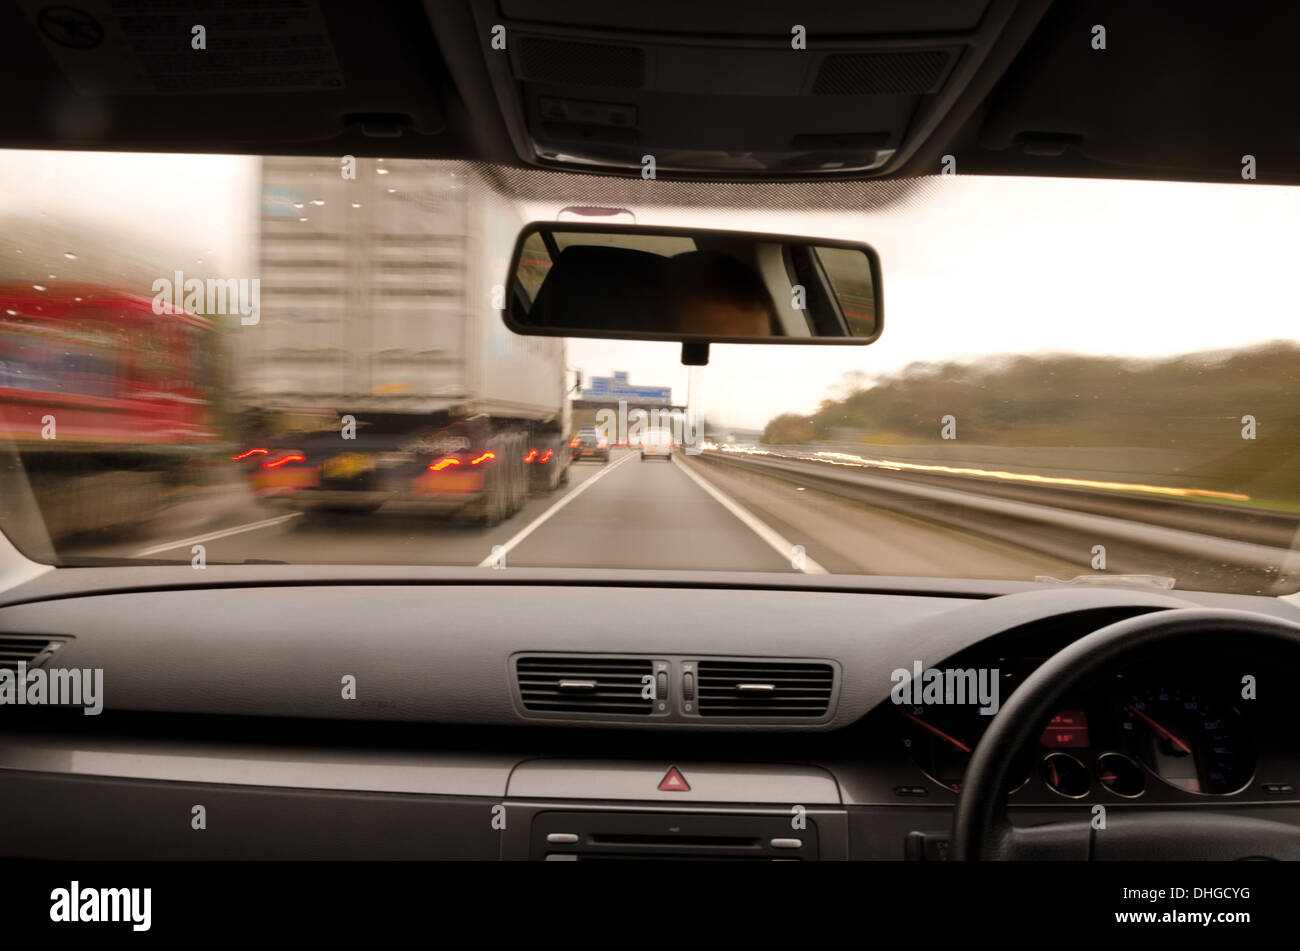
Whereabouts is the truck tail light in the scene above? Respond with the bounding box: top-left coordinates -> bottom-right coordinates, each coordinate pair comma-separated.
263,452 -> 306,469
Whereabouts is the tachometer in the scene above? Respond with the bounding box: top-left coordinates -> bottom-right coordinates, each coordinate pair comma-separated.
1119,686 -> 1252,795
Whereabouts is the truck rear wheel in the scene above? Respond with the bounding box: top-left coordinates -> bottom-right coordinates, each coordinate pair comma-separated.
505,431 -> 527,516
470,431 -> 520,527
483,454 -> 507,527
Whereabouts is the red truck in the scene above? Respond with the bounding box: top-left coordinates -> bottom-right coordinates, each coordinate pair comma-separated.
0,283 -> 223,540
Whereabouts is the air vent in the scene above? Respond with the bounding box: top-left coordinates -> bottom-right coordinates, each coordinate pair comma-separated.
812,50 -> 951,96
696,660 -> 834,718
517,656 -> 654,716
0,636 -> 62,671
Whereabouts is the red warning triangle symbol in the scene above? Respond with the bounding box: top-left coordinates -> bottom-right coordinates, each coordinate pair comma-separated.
658,766 -> 690,792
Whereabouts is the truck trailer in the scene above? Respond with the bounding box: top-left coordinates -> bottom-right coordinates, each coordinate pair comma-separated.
231,158 -> 570,525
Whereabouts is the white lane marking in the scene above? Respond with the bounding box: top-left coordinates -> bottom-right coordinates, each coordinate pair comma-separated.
672,456 -> 828,574
133,513 -> 302,557
477,452 -> 636,567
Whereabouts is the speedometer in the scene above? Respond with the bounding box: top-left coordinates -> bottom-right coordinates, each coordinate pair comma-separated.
900,704 -> 1031,793
900,704 -> 976,791
1119,685 -> 1253,795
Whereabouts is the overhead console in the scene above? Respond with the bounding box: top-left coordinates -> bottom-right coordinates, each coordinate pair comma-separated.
461,0 -> 1048,178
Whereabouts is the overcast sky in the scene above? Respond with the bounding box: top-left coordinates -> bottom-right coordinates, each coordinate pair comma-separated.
530,177 -> 1300,428
3,150 -> 1297,431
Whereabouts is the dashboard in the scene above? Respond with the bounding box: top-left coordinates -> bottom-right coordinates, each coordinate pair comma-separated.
1,566 -> 1299,860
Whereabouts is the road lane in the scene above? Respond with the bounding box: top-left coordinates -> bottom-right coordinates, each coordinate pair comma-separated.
505,450 -> 794,571
133,513 -> 302,557
68,448 -> 796,573
672,455 -> 826,573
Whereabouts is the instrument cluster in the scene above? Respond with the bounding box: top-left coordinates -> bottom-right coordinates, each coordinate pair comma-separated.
899,657 -> 1272,802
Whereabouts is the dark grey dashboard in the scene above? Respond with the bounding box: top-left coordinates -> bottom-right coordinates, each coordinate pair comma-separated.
3,566 -> 1288,727
2,566 -> 1299,860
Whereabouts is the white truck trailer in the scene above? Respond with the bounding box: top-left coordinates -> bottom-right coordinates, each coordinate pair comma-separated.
230,158 -> 570,525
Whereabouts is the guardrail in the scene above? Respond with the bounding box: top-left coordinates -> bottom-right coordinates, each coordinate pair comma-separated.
693,449 -> 1300,585
747,445 -> 1300,548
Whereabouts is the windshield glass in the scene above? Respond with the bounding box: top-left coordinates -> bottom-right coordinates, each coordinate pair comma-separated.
2,151 -> 1297,595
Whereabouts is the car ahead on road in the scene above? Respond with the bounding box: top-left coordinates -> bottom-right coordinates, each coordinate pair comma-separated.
640,428 -> 673,461
5,5 -> 1300,933
573,431 -> 610,463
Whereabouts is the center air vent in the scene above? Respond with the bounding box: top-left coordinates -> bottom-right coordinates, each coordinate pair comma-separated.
516,656 -> 655,716
0,636 -> 65,671
696,660 -> 835,718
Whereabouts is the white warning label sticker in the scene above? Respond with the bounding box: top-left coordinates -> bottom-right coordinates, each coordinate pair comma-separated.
22,0 -> 345,95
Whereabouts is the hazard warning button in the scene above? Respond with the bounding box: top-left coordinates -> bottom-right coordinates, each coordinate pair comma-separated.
657,766 -> 691,792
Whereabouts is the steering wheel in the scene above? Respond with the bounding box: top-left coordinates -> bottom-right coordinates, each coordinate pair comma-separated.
950,608 -> 1300,860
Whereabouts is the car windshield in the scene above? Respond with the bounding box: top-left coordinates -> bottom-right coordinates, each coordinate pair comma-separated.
2,151 -> 1297,595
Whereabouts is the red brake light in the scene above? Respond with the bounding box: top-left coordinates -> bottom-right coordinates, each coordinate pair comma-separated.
232,448 -> 268,461
568,437 -> 580,447
263,452 -> 306,469
539,449 -> 553,463
470,451 -> 495,466
523,449 -> 538,463
429,458 -> 461,471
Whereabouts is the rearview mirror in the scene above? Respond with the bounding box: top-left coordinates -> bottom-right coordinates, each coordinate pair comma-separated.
503,223 -> 882,348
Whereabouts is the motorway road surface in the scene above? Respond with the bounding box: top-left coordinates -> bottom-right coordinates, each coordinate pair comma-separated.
60,448 -> 1082,580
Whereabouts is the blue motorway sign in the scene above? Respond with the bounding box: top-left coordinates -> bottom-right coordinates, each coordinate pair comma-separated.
582,374 -> 672,403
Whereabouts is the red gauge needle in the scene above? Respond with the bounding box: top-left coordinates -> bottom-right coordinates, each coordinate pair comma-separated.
903,712 -> 972,753
1127,705 -> 1192,754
